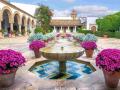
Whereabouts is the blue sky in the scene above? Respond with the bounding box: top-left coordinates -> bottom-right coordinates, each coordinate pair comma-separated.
10,0 -> 120,17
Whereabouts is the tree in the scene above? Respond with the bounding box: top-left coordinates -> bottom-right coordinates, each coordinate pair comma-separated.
35,5 -> 53,34
96,12 -> 120,32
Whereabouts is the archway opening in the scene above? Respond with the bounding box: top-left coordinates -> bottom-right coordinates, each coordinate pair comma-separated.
91,26 -> 97,32
1,9 -> 11,37
13,14 -> 19,36
21,16 -> 26,35
32,20 -> 34,28
27,18 -> 31,35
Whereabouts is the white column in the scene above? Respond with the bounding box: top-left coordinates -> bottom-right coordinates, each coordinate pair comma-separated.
10,23 -> 13,32
19,25 -> 21,34
67,26 -> 70,33
60,26 -> 63,33
25,25 -> 27,35
53,26 -> 56,32
0,21 -> 1,30
74,26 -> 77,32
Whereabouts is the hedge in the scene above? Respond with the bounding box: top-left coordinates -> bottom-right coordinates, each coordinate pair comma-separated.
77,30 -> 93,34
78,30 -> 120,39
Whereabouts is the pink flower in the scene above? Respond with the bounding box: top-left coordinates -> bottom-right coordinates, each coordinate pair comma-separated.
96,49 -> 120,72
81,41 -> 97,50
0,49 -> 26,74
29,40 -> 45,51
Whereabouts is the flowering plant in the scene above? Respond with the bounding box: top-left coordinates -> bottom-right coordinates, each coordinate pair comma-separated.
66,34 -> 72,37
81,41 -> 97,50
56,34 -> 61,37
96,49 -> 120,72
0,49 -> 26,74
29,40 -> 45,51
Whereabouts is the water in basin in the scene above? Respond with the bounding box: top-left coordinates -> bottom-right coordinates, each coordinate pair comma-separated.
29,60 -> 95,80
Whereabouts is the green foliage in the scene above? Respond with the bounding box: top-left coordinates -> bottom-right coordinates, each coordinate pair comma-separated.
34,27 -> 44,34
77,28 -> 93,34
115,32 -> 120,39
0,30 -> 4,34
83,34 -> 98,42
96,12 -> 120,32
94,31 -> 115,38
35,5 -> 52,34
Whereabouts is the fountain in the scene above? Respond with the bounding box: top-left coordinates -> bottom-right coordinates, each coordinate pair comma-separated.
40,39 -> 84,73
29,39 -> 96,79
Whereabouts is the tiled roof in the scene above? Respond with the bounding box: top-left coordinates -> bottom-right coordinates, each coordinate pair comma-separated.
50,19 -> 82,26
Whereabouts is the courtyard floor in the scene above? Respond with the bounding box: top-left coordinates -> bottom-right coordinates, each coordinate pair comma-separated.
0,36 -> 120,90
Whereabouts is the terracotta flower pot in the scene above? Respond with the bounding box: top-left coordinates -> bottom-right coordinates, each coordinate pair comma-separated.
103,70 -> 120,88
103,35 -> 108,38
34,50 -> 41,58
85,49 -> 94,58
0,72 -> 16,87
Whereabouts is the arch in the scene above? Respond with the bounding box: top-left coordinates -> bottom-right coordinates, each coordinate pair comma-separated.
21,15 -> 27,35
13,12 -> 21,36
13,11 -> 21,24
91,26 -> 97,32
32,20 -> 35,28
1,6 -> 13,23
27,18 -> 31,34
1,6 -> 13,37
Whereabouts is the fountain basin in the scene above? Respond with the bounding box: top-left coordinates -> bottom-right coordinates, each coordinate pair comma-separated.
40,45 -> 84,61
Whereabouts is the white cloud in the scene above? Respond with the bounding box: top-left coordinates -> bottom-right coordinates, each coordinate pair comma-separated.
73,5 -> 117,17
53,9 -> 70,17
64,0 -> 75,3
53,5 -> 117,17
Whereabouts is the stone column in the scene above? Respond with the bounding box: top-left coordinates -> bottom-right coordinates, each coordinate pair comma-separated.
0,21 -> 3,38
74,26 -> 77,32
0,21 -> 1,30
53,26 -> 56,32
67,26 -> 70,33
19,24 -> 21,35
25,25 -> 27,36
60,26 -> 63,33
10,23 -> 13,32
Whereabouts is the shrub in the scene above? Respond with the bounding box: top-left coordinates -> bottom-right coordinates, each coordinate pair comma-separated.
29,40 -> 45,51
115,32 -> 120,39
81,41 -> 97,50
96,49 -> 120,72
34,27 -> 43,34
0,49 -> 26,74
77,29 -> 93,34
28,33 -> 44,42
73,33 -> 85,41
83,34 -> 97,42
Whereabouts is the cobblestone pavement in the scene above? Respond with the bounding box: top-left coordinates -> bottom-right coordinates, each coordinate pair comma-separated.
0,37 -> 120,90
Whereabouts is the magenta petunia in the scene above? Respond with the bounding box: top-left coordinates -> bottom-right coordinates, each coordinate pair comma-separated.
96,49 -> 120,72
0,49 -> 26,75
81,41 -> 97,50
29,40 -> 45,51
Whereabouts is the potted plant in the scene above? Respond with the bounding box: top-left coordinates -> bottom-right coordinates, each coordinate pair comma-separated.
83,33 -> 98,42
81,41 -> 97,58
29,40 -> 45,58
96,49 -> 120,88
0,49 -> 25,87
103,32 -> 108,38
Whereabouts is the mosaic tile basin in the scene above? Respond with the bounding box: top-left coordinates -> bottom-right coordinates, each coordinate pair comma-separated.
29,60 -> 96,80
